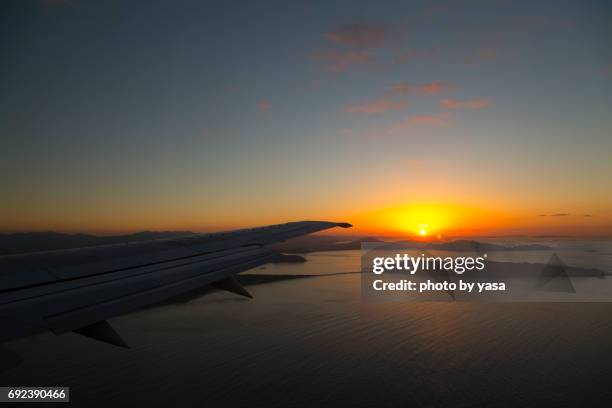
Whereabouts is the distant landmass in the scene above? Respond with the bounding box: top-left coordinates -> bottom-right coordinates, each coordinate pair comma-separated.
0,231 -> 194,255
0,232 -> 552,256
270,236 -> 552,253
396,239 -> 552,252
270,235 -> 382,253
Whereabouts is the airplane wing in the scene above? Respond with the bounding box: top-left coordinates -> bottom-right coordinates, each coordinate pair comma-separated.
0,221 -> 351,347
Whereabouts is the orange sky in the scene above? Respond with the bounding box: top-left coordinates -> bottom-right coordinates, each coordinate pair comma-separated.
3,196 -> 611,237
2,1 -> 612,237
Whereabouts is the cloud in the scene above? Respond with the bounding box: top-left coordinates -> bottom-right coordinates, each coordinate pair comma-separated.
325,22 -> 389,48
315,50 -> 372,72
344,98 -> 407,114
584,214 -> 593,217
257,100 -> 272,112
465,49 -> 499,65
551,213 -> 569,217
440,98 -> 492,109
388,81 -> 449,95
405,112 -> 449,125
342,112 -> 450,139
381,112 -> 450,137
388,112 -> 450,132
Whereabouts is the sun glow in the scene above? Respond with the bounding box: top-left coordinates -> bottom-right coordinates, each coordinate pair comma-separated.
349,203 -> 511,238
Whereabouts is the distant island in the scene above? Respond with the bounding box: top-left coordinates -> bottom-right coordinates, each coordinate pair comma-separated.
270,236 -> 552,253
0,231 -> 552,256
0,231 -> 194,255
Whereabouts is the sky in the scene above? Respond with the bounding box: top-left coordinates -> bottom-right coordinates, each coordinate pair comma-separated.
1,0 -> 611,237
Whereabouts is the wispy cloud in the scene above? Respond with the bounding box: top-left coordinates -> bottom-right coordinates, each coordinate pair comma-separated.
465,48 -> 499,65
440,98 -> 492,109
342,112 -> 450,140
551,213 -> 569,217
379,112 -> 450,137
405,112 -> 449,125
388,81 -> 450,95
257,100 -> 272,112
344,98 -> 407,114
315,50 -> 372,72
325,21 -> 389,48
384,112 -> 450,134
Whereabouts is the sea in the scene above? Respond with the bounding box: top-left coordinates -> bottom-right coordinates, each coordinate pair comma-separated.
1,238 -> 612,407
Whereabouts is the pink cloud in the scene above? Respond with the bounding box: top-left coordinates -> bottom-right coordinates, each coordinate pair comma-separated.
257,100 -> 272,112
377,112 -> 450,137
421,82 -> 448,94
405,112 -> 449,125
344,98 -> 407,114
388,81 -> 450,95
382,112 -> 450,135
440,98 -> 492,109
325,22 -> 389,48
315,50 -> 372,72
341,112 -> 450,139
465,48 -> 499,65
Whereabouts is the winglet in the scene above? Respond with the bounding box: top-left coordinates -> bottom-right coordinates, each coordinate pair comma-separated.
211,275 -> 253,298
336,222 -> 352,228
73,320 -> 130,348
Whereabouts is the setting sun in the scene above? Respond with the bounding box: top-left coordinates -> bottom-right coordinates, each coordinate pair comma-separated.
346,203 -> 516,238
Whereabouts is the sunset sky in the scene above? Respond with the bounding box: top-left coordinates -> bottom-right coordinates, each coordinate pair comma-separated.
2,0 -> 611,236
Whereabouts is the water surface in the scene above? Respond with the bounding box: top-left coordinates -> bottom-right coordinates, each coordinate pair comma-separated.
2,247 -> 612,407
